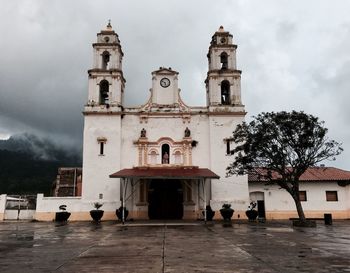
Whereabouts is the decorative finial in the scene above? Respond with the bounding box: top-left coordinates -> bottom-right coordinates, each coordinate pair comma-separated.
107,20 -> 112,30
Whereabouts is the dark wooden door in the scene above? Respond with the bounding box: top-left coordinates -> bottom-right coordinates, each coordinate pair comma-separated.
257,200 -> 266,219
148,180 -> 183,219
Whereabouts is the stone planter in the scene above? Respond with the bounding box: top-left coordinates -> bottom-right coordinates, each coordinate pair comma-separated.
116,207 -> 129,221
90,210 -> 104,222
202,209 -> 215,221
245,210 -> 258,221
220,208 -> 234,221
55,211 -> 71,222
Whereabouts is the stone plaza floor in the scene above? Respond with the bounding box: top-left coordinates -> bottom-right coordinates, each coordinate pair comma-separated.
0,220 -> 349,273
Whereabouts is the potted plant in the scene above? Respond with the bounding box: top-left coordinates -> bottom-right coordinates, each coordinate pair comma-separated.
116,206 -> 128,221
55,205 -> 71,222
245,201 -> 258,221
90,202 -> 104,222
202,205 -> 215,221
220,203 -> 234,221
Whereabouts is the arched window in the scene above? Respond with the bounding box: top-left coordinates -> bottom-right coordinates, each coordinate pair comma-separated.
220,52 -> 228,69
161,144 -> 170,164
221,80 -> 230,105
99,80 -> 109,105
102,51 -> 110,69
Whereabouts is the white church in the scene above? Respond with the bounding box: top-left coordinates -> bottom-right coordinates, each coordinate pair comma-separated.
2,23 -> 348,221
79,23 -> 248,220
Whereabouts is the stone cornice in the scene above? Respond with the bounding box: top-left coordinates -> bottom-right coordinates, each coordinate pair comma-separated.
207,69 -> 242,75
208,44 -> 237,51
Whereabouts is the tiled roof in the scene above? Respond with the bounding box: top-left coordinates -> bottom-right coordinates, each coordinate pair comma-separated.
249,167 -> 350,182
110,167 -> 220,179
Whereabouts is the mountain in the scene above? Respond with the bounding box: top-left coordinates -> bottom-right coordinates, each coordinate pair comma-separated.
0,134 -> 82,195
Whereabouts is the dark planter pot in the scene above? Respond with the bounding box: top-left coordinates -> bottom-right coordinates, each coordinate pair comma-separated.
90,210 -> 104,222
116,207 -> 129,221
202,210 -> 215,221
220,208 -> 234,221
245,210 -> 258,221
55,211 -> 71,222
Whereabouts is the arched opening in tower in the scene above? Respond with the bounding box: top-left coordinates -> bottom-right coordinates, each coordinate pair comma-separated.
99,80 -> 109,105
221,80 -> 230,105
220,52 -> 228,69
102,51 -> 110,69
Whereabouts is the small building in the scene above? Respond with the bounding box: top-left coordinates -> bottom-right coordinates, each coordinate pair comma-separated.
52,168 -> 82,197
248,167 -> 350,219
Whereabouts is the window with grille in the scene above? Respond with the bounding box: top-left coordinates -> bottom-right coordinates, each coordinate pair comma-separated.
326,191 -> 338,201
299,191 -> 307,202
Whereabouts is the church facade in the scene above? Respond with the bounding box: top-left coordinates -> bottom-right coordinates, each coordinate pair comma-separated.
80,23 -> 248,220
29,24 -> 349,221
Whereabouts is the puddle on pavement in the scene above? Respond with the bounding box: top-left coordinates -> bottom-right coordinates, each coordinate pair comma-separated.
265,227 -> 294,232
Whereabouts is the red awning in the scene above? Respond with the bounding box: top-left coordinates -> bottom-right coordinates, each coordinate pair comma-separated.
109,167 -> 220,180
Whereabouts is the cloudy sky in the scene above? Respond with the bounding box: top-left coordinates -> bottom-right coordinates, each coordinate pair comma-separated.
0,0 -> 349,168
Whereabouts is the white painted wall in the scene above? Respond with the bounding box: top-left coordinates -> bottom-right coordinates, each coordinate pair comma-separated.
249,182 -> 349,212
82,115 -> 121,204
0,194 -> 6,220
208,115 -> 249,211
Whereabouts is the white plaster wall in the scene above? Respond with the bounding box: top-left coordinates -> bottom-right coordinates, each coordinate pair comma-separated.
4,210 -> 35,220
0,194 -> 6,219
209,115 -> 249,211
249,182 -> 349,212
35,194 -> 120,213
120,114 -> 211,168
82,115 -> 121,203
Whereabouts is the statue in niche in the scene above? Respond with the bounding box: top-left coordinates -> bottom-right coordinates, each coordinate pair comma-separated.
162,152 -> 169,164
140,128 -> 146,138
184,127 -> 191,137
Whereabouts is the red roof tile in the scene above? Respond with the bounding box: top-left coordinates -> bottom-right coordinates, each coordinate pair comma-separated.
110,167 -> 220,179
249,167 -> 350,182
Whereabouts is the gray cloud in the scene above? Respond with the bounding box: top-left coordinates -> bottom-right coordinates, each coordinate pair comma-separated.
0,0 -> 349,168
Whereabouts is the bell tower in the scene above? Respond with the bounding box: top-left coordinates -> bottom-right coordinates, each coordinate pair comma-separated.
205,26 -> 243,109
82,22 -> 125,203
86,21 -> 125,110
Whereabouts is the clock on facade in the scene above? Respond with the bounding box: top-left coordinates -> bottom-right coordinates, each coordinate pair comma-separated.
160,77 -> 170,88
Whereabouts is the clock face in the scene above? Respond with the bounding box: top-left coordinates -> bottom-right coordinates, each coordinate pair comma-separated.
220,37 -> 227,44
160,77 -> 170,88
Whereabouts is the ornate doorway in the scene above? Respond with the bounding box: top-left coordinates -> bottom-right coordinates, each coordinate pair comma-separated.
148,180 -> 183,219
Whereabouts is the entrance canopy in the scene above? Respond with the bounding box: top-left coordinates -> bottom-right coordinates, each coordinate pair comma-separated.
109,167 -> 220,180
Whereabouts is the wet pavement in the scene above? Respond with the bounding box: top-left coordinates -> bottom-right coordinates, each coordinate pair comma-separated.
0,220 -> 349,273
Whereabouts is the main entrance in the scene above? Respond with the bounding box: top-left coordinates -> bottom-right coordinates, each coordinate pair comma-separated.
148,179 -> 183,219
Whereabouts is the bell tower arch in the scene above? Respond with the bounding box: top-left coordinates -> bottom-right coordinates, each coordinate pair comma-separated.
87,21 -> 125,109
205,26 -> 243,109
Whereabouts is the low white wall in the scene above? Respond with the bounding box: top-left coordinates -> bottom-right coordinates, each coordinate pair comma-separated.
0,194 -> 6,220
36,194 -> 120,213
4,210 -> 36,220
